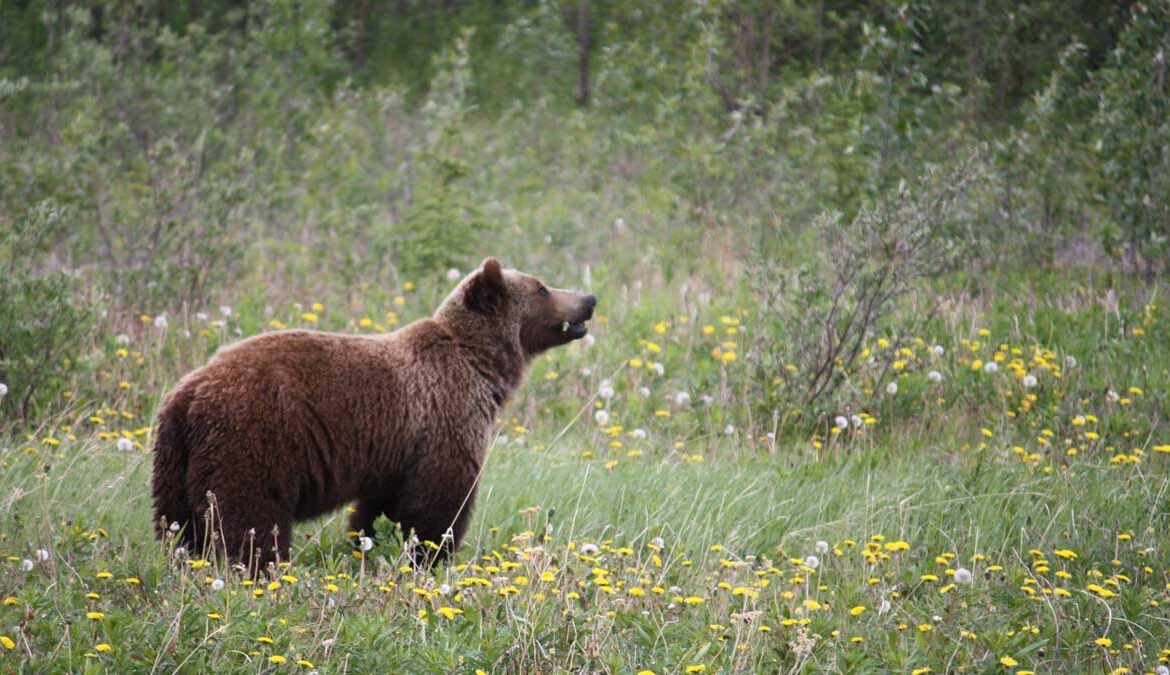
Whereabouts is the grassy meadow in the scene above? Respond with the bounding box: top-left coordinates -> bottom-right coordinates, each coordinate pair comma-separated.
3,1 -> 1170,673
1,270 -> 1168,673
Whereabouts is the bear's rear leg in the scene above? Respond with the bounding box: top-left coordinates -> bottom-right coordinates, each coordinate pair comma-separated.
198,498 -> 293,573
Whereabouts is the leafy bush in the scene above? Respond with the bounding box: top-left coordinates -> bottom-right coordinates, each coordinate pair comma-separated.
0,200 -> 94,423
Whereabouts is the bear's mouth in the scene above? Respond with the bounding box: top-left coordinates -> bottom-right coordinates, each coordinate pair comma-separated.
559,320 -> 589,339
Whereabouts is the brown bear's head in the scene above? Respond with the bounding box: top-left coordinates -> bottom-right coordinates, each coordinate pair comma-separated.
435,257 -> 597,359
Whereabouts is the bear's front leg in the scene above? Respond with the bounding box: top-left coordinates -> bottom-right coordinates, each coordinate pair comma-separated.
348,496 -> 399,539
395,471 -> 478,567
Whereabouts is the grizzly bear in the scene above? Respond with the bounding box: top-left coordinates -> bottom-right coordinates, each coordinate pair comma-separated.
150,258 -> 595,570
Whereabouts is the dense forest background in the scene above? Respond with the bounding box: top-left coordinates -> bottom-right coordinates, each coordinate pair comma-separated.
1,0 -> 1168,423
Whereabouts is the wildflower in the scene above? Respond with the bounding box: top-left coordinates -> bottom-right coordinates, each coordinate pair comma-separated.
20,559 -> 33,572
804,555 -> 819,569
1095,637 -> 1112,647
954,567 -> 973,584
598,381 -> 615,399
86,612 -> 105,620
815,540 -> 830,554
851,415 -> 863,428
594,410 -> 610,425
886,382 -> 898,395
359,536 -> 374,552
154,314 -> 168,329
0,382 -> 7,397
446,268 -> 462,280
631,428 -> 647,440
269,655 -> 287,664
0,636 -> 14,650
850,605 -> 866,616
95,643 -> 112,653
117,437 -> 134,452
999,656 -> 1019,667
652,362 -> 665,376
835,416 -> 849,430
437,606 -> 463,620
932,345 -> 945,357
983,361 -> 998,374
210,578 -> 225,591
1022,374 -> 1037,388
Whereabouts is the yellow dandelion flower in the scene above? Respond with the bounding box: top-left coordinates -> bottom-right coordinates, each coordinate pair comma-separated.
999,656 -> 1019,667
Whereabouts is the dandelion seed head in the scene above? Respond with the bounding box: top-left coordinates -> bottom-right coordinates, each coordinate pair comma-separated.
20,559 -> 34,572
580,367 -> 593,377
582,333 -> 596,348
579,543 -> 600,556
886,382 -> 898,395
954,567 -> 973,584
640,386 -> 651,398
594,410 -> 610,425
115,333 -> 131,345
1022,374 -> 1037,388
928,370 -> 943,383
36,549 -> 49,561
675,391 -> 691,406
116,438 -> 134,452
153,314 -> 168,329
701,394 -> 714,405
815,540 -> 830,554
851,415 -> 863,428
804,555 -> 820,569
598,381 -> 615,399
835,416 -> 849,430
983,361 -> 998,374
0,382 -> 8,397
652,362 -> 665,376
878,598 -> 891,614
359,536 -> 374,552
651,536 -> 665,548
932,345 -> 945,357
446,268 -> 462,281
219,306 -> 232,317
195,311 -> 209,321
631,428 -> 647,440
723,424 -> 735,436
210,578 -> 225,591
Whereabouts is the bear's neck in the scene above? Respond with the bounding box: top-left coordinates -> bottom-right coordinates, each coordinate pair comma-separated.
444,324 -> 527,410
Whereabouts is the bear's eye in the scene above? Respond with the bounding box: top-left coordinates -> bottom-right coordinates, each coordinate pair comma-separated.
537,286 -> 550,298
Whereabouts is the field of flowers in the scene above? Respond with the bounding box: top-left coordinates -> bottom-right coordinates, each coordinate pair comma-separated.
0,272 -> 1168,674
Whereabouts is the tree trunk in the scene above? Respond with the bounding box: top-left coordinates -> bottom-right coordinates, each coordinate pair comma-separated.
573,0 -> 591,106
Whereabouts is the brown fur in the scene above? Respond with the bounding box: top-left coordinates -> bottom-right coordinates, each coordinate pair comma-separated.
150,258 -> 595,570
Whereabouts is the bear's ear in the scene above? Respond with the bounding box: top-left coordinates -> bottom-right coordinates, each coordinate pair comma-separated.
465,257 -> 506,313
